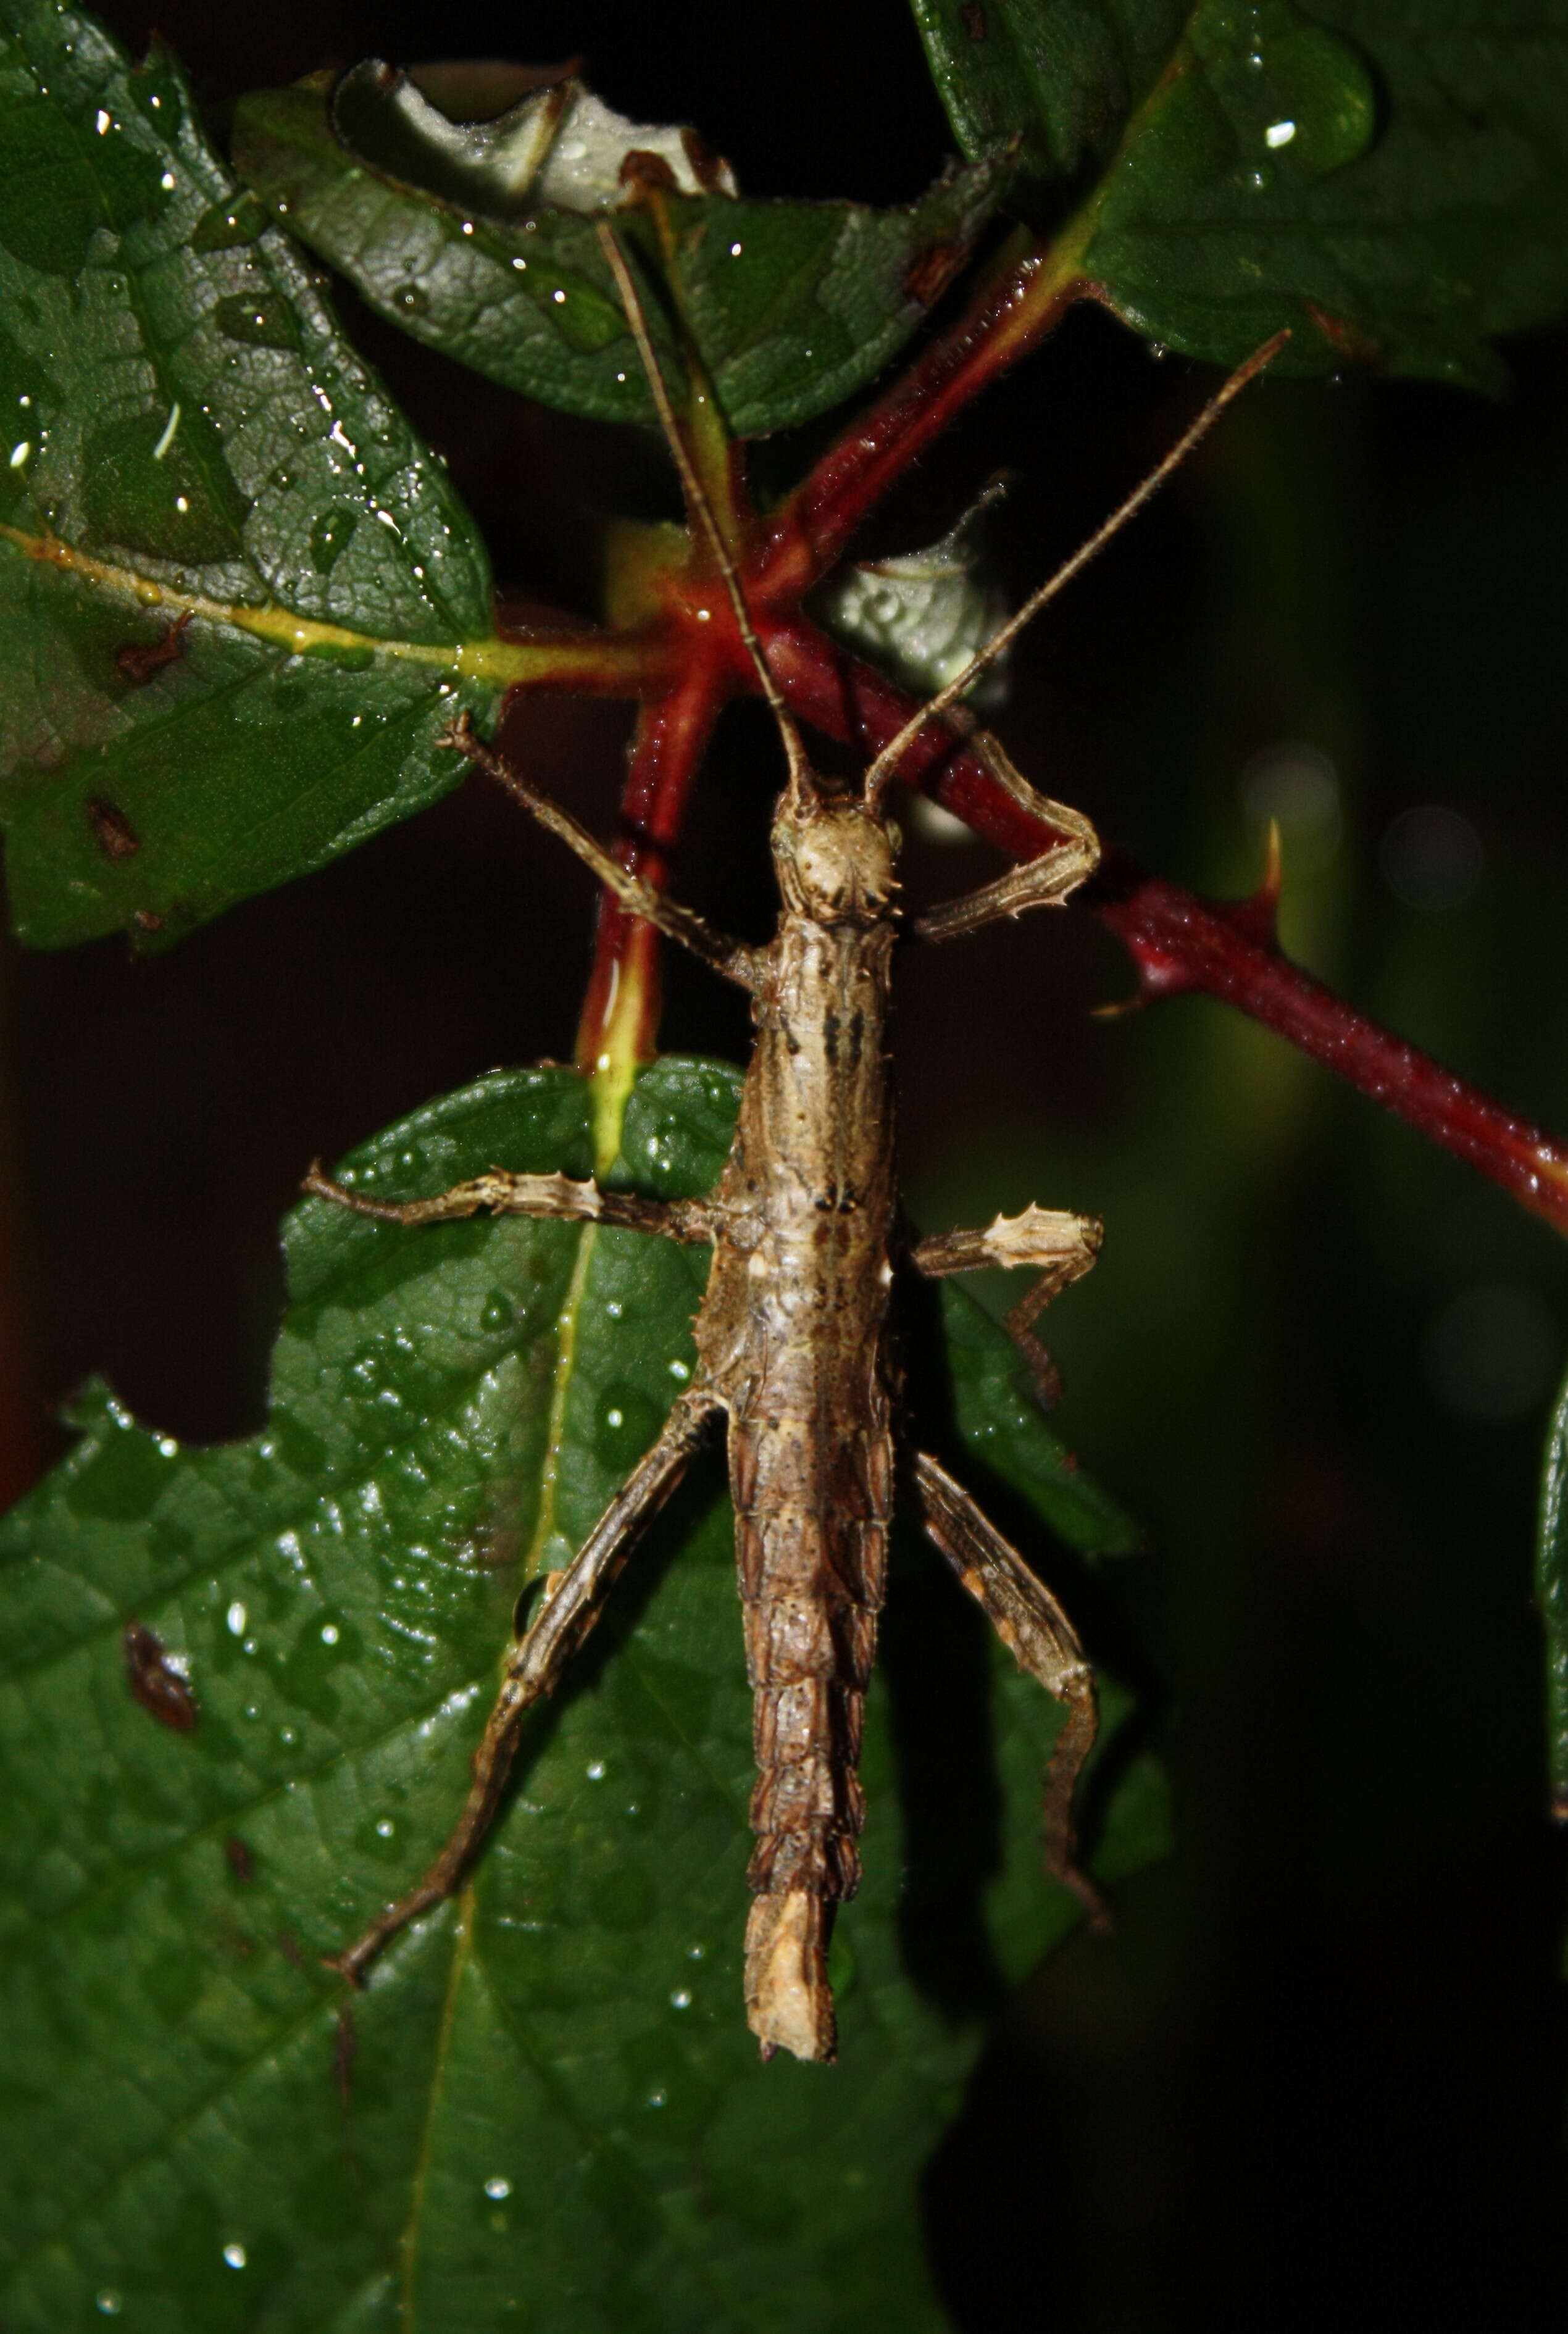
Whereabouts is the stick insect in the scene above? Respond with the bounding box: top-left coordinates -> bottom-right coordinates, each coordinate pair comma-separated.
308,227 -> 1283,2061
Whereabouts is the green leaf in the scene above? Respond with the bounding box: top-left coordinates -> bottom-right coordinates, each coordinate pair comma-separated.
0,0 -> 529,952
1536,1363 -> 1568,1825
0,1057 -> 1159,2332
912,0 -> 1568,386
233,69 -> 1010,439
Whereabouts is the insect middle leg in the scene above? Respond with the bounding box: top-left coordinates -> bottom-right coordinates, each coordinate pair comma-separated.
909,1449 -> 1109,1928
328,1386 -> 723,1983
304,1159 -> 717,1247
910,1202 -> 1102,1406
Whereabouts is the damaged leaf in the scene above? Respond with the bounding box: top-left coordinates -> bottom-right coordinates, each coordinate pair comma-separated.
234,67 -> 1011,436
0,0 -> 509,951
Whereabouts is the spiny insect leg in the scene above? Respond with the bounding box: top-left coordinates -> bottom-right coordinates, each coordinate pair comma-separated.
910,1451 -> 1110,1930
327,1387 -> 722,1986
304,1161 -> 716,1245
912,736 -> 1100,943
910,1203 -> 1101,1405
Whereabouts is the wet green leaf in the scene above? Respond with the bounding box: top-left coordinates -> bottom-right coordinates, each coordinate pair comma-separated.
233,70 -> 1009,438
1535,1364 -> 1568,1823
0,1057 -> 1158,2332
912,0 -> 1568,386
0,0 -> 516,952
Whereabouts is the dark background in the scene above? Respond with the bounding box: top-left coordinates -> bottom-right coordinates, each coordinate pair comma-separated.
2,2 -> 1567,2326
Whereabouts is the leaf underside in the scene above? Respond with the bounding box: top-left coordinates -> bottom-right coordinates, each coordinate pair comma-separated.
0,1057 -> 1156,2333
0,0 -> 499,951
913,0 -> 1568,386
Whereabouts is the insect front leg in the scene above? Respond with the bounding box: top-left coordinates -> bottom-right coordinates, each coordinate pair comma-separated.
327,1386 -> 723,1985
909,1450 -> 1109,1930
911,736 -> 1101,944
304,1161 -> 717,1246
443,712 -> 759,990
910,1203 -> 1101,1406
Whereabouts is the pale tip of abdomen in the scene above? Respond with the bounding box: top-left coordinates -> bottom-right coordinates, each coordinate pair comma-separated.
744,1888 -> 837,2064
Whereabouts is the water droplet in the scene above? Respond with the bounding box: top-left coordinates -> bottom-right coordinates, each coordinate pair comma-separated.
227,1601 -> 247,1636
729,241 -> 743,257
484,2175 -> 512,2199
670,1988 -> 691,2009
647,2089 -> 666,2108
320,1622 -> 340,1645
212,293 -> 301,351
309,506 -> 359,575
480,1291 -> 513,1333
392,283 -> 428,315
375,1817 -> 395,1838
159,169 -> 176,190
586,1759 -> 606,1781
1193,0 -> 1376,183
8,441 -> 29,469
222,2241 -> 247,2269
95,2293 -> 122,2316
94,108 -> 111,134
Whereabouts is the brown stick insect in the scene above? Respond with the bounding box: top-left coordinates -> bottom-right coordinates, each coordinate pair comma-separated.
307,226 -> 1283,2061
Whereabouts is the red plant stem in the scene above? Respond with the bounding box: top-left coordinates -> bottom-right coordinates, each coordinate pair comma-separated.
573,661 -> 724,1076
756,229 -> 1084,602
1090,852 -> 1568,1233
772,617 -> 1568,1236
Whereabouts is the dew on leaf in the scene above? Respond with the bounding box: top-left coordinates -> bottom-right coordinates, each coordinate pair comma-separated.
306,494 -> 359,572
484,2175 -> 512,2200
392,283 -> 428,314
191,192 -> 268,251
212,292 -> 301,351
1195,0 -> 1376,183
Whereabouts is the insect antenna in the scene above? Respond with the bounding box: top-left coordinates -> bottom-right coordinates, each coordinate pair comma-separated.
594,220 -> 818,811
862,328 -> 1291,808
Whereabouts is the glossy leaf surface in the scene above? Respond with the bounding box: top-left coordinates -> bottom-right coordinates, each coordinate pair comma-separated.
232,75 -> 1009,438
0,0 -> 505,950
0,1057 -> 1154,2332
1536,1365 -> 1568,1820
912,0 -> 1568,386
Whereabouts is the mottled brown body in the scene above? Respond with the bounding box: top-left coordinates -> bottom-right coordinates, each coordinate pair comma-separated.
697,822 -> 900,2058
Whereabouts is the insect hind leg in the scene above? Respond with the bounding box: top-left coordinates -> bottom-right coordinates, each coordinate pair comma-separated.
327,1387 -> 722,1985
910,1449 -> 1109,1930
